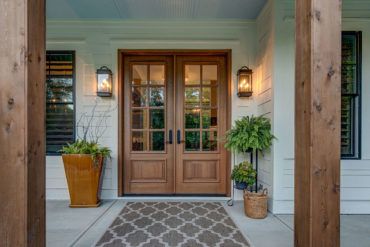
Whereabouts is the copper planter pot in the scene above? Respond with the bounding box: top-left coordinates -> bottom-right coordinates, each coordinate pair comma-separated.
62,154 -> 104,208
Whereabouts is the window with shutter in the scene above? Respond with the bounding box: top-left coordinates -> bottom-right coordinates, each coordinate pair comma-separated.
341,32 -> 361,159
46,51 -> 75,154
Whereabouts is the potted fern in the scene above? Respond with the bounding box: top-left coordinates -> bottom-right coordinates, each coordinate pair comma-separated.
61,102 -> 112,208
225,115 -> 275,219
225,115 -> 275,153
225,115 -> 275,190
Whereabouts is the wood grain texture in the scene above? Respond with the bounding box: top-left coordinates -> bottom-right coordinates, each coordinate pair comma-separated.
0,0 -> 46,246
295,0 -> 341,246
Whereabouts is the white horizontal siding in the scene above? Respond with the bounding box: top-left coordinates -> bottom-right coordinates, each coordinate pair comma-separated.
255,0 -> 274,211
46,19 -> 258,200
270,0 -> 370,214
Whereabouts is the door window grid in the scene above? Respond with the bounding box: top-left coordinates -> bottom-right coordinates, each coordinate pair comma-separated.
131,64 -> 166,152
184,64 -> 218,152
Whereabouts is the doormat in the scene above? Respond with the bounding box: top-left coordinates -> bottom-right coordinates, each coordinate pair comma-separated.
95,202 -> 250,247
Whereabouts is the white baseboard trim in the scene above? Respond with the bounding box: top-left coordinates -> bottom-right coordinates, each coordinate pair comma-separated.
271,200 -> 370,214
341,200 -> 370,214
46,189 -> 118,200
271,200 -> 294,214
46,188 -> 370,214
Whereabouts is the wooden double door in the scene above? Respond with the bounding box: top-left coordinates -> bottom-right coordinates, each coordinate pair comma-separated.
122,52 -> 229,195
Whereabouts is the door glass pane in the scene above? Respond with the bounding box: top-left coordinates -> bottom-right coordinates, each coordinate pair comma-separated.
185,109 -> 200,129
150,109 -> 165,129
202,131 -> 218,151
150,131 -> 165,151
150,65 -> 165,85
132,131 -> 147,151
202,87 -> 217,107
185,65 -> 200,85
132,109 -> 147,129
149,87 -> 165,107
132,87 -> 147,107
185,131 -> 200,151
132,65 -> 147,85
202,109 -> 218,129
202,65 -> 217,85
185,87 -> 200,107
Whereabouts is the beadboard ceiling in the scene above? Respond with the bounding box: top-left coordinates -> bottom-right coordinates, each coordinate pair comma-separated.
283,0 -> 370,19
46,0 -> 267,20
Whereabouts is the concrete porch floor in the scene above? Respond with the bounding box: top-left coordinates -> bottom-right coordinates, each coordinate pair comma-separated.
47,200 -> 370,247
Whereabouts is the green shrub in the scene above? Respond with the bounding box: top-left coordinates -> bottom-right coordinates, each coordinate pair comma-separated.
61,139 -> 111,166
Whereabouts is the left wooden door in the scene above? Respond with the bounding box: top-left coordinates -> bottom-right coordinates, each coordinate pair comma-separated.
123,55 -> 175,194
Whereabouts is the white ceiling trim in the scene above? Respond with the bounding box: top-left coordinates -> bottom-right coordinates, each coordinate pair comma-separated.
46,0 -> 268,20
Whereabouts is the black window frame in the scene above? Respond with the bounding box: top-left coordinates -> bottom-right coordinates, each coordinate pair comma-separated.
341,31 -> 362,160
46,50 -> 76,155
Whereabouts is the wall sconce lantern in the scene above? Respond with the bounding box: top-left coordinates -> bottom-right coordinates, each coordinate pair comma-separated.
96,66 -> 113,97
237,66 -> 253,97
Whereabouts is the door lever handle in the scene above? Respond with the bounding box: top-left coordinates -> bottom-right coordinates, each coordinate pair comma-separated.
177,130 -> 181,144
168,130 -> 173,144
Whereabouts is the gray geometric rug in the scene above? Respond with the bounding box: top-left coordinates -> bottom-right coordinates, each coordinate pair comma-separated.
95,202 -> 250,247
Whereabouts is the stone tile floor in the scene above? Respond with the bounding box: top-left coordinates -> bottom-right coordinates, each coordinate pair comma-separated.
47,200 -> 370,247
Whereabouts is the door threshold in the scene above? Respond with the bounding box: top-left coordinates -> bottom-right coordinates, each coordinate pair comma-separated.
117,196 -> 231,202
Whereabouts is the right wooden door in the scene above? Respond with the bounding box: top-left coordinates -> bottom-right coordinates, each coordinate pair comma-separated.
175,55 -> 228,195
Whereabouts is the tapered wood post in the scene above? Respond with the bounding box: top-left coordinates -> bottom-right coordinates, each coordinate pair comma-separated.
0,0 -> 46,246
295,0 -> 341,246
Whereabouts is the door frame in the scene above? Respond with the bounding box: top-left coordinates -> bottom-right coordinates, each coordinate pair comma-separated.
117,49 -> 232,197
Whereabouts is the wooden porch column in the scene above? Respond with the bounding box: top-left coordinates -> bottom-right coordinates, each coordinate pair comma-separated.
295,0 -> 341,246
0,0 -> 46,246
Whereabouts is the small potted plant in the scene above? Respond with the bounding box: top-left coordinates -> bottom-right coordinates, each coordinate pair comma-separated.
61,102 -> 112,208
231,161 -> 256,190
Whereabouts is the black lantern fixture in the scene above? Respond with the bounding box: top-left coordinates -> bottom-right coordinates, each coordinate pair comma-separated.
96,66 -> 113,97
237,66 -> 253,97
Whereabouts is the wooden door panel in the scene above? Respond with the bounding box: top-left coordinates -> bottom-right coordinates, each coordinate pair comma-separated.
130,160 -> 167,183
175,55 -> 228,195
183,160 -> 220,182
123,55 -> 174,194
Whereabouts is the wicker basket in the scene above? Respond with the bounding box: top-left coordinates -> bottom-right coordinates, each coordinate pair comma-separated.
243,189 -> 268,219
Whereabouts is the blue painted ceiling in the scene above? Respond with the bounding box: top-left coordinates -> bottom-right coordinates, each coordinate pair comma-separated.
46,0 -> 267,20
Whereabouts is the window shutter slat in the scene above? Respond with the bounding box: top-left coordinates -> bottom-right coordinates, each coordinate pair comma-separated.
46,51 -> 75,154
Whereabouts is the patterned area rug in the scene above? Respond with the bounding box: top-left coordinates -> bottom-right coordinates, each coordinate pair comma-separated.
96,202 -> 250,247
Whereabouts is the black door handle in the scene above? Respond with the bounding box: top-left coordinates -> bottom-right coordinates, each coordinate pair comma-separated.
168,130 -> 173,144
177,130 -> 181,144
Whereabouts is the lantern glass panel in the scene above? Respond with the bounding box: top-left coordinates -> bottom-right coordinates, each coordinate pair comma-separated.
238,73 -> 252,93
97,73 -> 112,94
